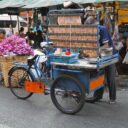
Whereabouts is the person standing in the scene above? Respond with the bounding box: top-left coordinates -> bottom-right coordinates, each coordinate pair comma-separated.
33,21 -> 43,48
19,27 -> 25,38
84,16 -> 117,104
7,24 -> 14,37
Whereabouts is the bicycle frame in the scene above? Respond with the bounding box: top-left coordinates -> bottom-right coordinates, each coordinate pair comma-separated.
11,56 -> 51,88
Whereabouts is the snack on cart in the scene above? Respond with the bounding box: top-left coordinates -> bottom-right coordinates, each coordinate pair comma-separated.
47,9 -> 118,67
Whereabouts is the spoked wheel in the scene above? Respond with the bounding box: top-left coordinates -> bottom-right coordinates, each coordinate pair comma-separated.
8,67 -> 34,99
51,74 -> 85,114
85,87 -> 104,103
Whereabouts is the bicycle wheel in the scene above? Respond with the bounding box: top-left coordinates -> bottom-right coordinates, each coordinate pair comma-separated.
8,67 -> 34,99
85,87 -> 104,103
51,74 -> 85,114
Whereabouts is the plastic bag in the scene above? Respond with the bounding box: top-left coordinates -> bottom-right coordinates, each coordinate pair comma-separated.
115,41 -> 123,51
123,52 -> 128,64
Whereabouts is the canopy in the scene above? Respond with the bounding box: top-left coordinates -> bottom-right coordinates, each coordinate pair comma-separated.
23,0 -> 128,8
0,0 -> 37,8
0,0 -> 128,8
24,0 -> 95,8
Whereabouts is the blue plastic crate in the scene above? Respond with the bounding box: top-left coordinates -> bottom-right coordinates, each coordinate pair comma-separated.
49,53 -> 79,64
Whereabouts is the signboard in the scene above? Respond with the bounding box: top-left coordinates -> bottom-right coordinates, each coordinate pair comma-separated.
118,10 -> 128,24
118,9 -> 128,24
0,8 -> 20,15
119,2 -> 128,8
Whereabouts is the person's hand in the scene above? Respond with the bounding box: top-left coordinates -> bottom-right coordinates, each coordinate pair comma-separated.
103,43 -> 109,47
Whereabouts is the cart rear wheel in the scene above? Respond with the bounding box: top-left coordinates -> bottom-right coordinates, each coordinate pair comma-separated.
51,74 -> 85,114
85,87 -> 104,103
8,67 -> 34,99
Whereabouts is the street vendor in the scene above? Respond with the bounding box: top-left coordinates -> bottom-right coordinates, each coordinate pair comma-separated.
33,21 -> 43,48
84,16 -> 117,104
0,29 -> 6,42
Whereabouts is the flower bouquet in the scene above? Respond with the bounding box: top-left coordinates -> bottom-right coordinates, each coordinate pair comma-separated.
0,35 -> 34,56
0,35 -> 34,87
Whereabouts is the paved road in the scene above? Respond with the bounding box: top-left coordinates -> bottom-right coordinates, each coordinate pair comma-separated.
0,86 -> 127,128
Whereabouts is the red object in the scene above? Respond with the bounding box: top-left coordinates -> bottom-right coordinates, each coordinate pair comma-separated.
65,52 -> 71,55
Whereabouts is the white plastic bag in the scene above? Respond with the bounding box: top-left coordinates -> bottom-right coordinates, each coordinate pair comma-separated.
123,52 -> 128,64
115,41 -> 123,51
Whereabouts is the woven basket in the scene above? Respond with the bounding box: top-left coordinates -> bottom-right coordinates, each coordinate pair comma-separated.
0,56 -> 28,87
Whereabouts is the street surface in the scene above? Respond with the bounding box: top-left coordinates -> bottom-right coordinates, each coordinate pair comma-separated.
0,86 -> 127,128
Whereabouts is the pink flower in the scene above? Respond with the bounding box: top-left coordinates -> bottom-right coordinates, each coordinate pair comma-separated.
0,35 -> 34,56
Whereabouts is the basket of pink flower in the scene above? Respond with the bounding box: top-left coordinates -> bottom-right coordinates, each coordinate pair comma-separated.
0,35 -> 34,87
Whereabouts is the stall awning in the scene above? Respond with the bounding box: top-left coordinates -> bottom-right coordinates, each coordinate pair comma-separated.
0,0 -> 37,8
23,0 -> 95,8
22,0 -> 128,8
0,0 -> 128,8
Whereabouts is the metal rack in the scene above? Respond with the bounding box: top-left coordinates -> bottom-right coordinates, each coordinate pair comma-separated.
46,9 -> 119,70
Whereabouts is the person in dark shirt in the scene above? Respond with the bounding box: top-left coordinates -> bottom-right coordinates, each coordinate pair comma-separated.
26,28 -> 35,46
19,27 -> 25,38
33,22 -> 43,48
85,16 -> 117,104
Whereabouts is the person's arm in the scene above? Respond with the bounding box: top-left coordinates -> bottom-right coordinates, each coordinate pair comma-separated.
103,42 -> 109,47
100,26 -> 112,47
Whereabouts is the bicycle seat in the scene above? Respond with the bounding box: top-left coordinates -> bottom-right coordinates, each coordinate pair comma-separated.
27,55 -> 38,67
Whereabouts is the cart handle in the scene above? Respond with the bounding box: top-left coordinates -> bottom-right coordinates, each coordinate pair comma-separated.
48,9 -> 96,15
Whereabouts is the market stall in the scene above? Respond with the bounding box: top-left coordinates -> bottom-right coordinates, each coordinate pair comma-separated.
0,0 -> 126,114
7,9 -> 119,114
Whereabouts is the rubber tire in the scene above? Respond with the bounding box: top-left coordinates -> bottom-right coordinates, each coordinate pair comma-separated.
85,87 -> 104,103
9,67 -> 34,100
51,74 -> 85,115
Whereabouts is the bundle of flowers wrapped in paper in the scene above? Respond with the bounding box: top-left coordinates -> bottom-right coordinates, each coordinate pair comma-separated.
0,35 -> 34,56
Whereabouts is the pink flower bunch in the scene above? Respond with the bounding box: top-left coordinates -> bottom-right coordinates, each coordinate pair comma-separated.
0,35 -> 34,56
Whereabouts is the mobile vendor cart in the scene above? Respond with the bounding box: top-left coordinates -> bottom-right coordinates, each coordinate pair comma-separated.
8,9 -> 119,115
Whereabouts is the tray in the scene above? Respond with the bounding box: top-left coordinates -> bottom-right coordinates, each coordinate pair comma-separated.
49,53 -> 79,64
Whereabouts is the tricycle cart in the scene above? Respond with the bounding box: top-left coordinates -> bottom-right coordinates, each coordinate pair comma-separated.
8,9 -> 118,114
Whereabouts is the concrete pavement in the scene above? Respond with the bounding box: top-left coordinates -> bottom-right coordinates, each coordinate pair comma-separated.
0,86 -> 127,128
116,75 -> 128,87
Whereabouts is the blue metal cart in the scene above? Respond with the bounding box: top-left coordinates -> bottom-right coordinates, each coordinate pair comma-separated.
47,9 -> 119,114
8,9 -> 119,115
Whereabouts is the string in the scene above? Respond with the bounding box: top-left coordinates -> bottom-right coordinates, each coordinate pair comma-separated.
70,24 -> 72,53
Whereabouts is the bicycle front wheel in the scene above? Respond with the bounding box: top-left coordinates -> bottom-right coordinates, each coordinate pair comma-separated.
8,67 -> 34,99
51,74 -> 85,114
